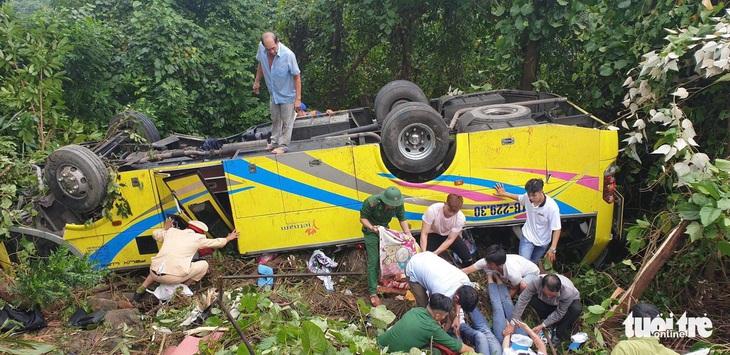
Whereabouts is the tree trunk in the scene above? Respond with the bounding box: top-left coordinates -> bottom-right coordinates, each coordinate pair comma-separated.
398,23 -> 414,79
519,40 -> 539,90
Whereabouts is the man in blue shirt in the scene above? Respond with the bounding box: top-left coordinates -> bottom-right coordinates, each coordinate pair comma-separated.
253,32 -> 302,155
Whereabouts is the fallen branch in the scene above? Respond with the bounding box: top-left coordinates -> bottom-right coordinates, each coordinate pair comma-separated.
602,220 -> 689,328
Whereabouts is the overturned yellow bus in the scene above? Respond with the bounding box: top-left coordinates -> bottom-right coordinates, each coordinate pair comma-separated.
9,80 -> 622,270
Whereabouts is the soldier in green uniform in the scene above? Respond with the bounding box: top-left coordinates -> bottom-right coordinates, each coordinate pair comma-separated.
359,187 -> 412,307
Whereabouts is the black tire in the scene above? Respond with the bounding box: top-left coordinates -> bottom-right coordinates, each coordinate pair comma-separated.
44,145 -> 109,213
374,80 -> 429,123
459,104 -> 532,131
381,102 -> 449,173
108,110 -> 161,142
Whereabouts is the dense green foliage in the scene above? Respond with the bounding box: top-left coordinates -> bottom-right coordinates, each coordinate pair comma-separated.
11,242 -> 106,308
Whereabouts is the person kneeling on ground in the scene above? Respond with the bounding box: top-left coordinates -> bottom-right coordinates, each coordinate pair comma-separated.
133,218 -> 239,301
508,274 -> 582,346
419,193 -> 474,266
377,293 -> 475,354
406,251 -> 500,354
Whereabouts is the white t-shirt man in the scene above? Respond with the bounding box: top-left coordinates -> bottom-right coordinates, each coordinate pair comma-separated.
518,193 -> 561,246
473,254 -> 539,286
422,202 -> 466,236
405,251 -> 470,297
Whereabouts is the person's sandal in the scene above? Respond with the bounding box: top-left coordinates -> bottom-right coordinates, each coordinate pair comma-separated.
370,294 -> 382,307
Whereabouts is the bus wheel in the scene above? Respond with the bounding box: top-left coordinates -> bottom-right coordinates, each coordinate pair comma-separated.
381,102 -> 449,173
108,110 -> 161,142
374,80 -> 429,123
44,145 -> 110,213
459,104 -> 532,131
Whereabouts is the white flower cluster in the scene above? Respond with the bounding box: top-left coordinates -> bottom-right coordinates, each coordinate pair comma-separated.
621,12 -> 730,185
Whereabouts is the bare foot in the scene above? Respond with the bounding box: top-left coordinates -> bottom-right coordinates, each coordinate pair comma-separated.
266,144 -> 275,151
271,147 -> 286,155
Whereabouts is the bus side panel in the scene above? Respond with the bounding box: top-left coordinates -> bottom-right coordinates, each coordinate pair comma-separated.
466,126 -> 549,223
275,147 -> 360,212
225,157 -> 285,219
233,207 -> 363,254
65,169 -> 164,269
544,125 -> 618,263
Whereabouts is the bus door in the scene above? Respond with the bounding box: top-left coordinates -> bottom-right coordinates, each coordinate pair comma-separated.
162,172 -> 234,239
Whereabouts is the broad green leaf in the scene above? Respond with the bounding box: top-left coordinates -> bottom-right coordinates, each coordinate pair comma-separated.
237,343 -> 252,355
595,326 -> 605,346
0,339 -> 57,355
715,159 -> 730,172
238,294 -> 258,312
301,321 -> 328,353
700,206 -> 721,226
588,305 -> 605,314
718,241 -> 730,257
599,65 -> 613,76
717,198 -> 730,211
636,219 -> 651,228
695,181 -> 721,200
677,203 -> 701,220
370,305 -> 396,329
691,193 -> 710,206
492,6 -> 505,16
685,221 -> 703,242
520,3 -> 534,15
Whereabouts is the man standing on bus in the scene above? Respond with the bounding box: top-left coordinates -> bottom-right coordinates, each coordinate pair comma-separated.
419,193 -> 474,266
252,32 -> 301,155
359,187 -> 412,307
494,178 -> 561,267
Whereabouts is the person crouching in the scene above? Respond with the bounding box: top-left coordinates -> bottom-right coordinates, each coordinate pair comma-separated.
134,218 -> 239,301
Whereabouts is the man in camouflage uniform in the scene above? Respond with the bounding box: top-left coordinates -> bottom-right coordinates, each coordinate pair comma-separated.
359,187 -> 412,306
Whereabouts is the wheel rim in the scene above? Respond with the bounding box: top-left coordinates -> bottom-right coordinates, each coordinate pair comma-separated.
483,106 -> 520,116
397,123 -> 436,161
55,164 -> 90,200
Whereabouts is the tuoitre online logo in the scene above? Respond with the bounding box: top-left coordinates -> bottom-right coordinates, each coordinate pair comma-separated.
624,312 -> 713,338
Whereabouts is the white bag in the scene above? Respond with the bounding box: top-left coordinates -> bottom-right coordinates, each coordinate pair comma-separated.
150,283 -> 193,301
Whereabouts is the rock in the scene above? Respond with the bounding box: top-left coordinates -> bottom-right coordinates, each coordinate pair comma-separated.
88,297 -> 119,312
95,291 -> 113,300
116,300 -> 134,309
104,309 -> 140,329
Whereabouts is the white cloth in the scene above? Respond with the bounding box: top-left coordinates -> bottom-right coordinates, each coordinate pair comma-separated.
150,283 -> 193,301
404,251 -> 470,297
421,202 -> 466,236
518,194 -> 561,246
474,254 -> 539,286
